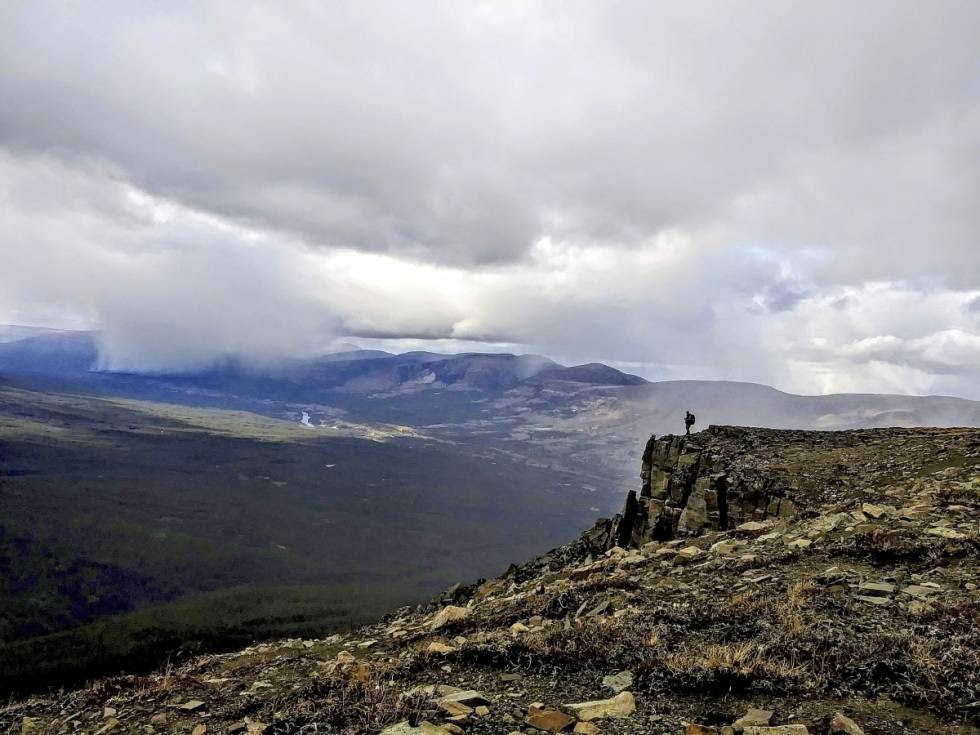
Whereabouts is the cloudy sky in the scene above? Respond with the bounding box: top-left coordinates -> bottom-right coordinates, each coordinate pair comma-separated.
1,1 -> 978,397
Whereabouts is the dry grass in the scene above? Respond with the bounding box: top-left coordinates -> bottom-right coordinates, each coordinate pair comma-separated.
289,663 -> 427,734
428,584 -> 980,722
663,641 -> 808,686
775,580 -> 813,636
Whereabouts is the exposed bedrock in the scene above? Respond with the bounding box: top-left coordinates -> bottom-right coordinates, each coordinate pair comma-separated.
510,424 -> 973,578
614,428 -> 799,546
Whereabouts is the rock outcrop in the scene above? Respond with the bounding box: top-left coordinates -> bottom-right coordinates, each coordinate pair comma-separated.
605,425 -> 975,549
616,428 -> 802,545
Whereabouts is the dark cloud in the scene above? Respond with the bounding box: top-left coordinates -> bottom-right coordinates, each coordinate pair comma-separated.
755,281 -> 812,314
1,1 -> 978,274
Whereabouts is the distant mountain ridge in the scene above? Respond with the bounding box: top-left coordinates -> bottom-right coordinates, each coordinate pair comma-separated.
0,326 -> 978,436
0,329 -> 645,391
0,329 -> 98,374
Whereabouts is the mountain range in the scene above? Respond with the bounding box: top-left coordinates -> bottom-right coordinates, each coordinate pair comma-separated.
1,327 -> 976,420
2,327 -> 977,485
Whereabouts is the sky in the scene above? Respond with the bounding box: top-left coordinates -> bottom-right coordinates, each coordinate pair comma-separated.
1,1 -> 978,398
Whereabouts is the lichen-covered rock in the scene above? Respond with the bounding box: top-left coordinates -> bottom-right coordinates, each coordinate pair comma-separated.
601,670 -> 633,693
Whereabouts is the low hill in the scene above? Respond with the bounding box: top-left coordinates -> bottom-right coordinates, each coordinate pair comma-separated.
530,362 -> 647,386
4,426 -> 977,734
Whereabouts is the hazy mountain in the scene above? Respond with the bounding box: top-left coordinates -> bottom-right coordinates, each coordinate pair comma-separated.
0,330 -> 97,373
1,328 -> 978,436
530,362 -> 647,386
0,325 -> 69,343
0,330 -> 561,392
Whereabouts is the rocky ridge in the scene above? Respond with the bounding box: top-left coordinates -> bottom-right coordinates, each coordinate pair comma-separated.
2,426 -> 978,735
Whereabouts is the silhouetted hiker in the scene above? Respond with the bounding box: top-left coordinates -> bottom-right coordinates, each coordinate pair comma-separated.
684,410 -> 696,435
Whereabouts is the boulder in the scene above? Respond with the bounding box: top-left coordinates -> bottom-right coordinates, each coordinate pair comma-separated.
674,546 -> 704,564
426,641 -> 456,654
430,605 -> 470,631
438,700 -> 472,717
381,722 -> 454,735
93,720 -> 120,735
830,713 -> 864,734
525,708 -> 575,732
563,691 -> 636,721
732,708 -> 773,731
743,727 -> 808,734
439,690 -> 491,707
737,520 -> 775,535
860,503 -> 888,519
925,526 -> 966,540
677,489 -> 708,533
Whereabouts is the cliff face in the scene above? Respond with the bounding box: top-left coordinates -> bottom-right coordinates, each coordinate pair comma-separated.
610,424 -> 971,549
617,429 -> 800,546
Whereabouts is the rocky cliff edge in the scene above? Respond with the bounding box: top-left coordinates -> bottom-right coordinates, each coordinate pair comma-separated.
3,426 -> 979,735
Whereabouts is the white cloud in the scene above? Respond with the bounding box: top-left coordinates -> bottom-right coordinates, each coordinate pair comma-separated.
0,153 -> 337,372
0,2 -> 977,397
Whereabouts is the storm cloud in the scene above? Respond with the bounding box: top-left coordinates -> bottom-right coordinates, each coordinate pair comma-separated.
1,1 -> 978,396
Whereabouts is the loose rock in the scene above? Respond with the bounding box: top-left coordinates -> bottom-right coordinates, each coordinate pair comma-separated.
563,691 -> 636,721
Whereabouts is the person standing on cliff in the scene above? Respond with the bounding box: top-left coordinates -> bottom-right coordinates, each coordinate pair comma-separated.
684,410 -> 696,435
